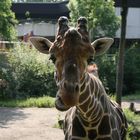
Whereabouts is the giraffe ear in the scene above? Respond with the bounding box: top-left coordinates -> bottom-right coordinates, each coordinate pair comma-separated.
30,37 -> 52,54
91,38 -> 114,56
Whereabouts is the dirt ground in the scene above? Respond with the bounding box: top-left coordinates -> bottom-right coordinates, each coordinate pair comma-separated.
0,108 -> 65,140
0,101 -> 140,140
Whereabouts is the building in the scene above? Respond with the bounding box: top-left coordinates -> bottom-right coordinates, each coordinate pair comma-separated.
115,0 -> 140,43
11,1 -> 69,41
11,0 -> 140,43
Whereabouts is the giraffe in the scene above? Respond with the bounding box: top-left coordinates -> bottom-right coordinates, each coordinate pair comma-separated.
30,16 -> 127,140
87,63 -> 98,78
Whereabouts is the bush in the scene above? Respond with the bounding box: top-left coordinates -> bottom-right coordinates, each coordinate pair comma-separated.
95,53 -> 117,94
124,109 -> 140,140
1,43 -> 139,99
95,43 -> 140,95
0,44 -> 57,99
123,43 -> 140,95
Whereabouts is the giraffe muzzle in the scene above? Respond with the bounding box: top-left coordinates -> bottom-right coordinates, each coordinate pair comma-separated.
57,81 -> 80,107
55,94 -> 70,111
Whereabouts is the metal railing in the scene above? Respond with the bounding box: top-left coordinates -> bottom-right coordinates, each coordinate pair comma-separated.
0,41 -> 29,44
0,41 -> 29,51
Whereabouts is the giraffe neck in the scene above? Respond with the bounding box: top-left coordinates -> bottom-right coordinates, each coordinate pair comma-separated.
77,72 -> 111,124
64,73 -> 127,140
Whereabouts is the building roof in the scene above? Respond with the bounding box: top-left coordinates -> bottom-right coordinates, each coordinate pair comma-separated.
115,0 -> 140,8
11,0 -> 140,21
11,1 -> 70,20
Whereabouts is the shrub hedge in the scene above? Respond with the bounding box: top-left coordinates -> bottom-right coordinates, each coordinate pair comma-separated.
0,43 -> 140,99
123,43 -> 140,94
0,44 -> 57,99
95,53 -> 116,94
95,43 -> 140,95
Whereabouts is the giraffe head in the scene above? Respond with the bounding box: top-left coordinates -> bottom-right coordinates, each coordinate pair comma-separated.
30,16 -> 114,110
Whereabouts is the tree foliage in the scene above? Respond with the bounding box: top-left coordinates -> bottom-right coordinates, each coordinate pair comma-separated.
68,0 -> 120,39
95,54 -> 116,94
0,0 -> 17,41
0,44 -> 57,99
123,43 -> 140,94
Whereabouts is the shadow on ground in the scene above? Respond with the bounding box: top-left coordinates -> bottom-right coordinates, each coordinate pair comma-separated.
0,108 -> 28,128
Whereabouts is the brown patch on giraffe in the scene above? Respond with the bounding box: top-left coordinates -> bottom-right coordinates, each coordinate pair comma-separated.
88,129 -> 97,139
116,107 -> 126,125
88,109 -> 103,127
88,97 -> 94,109
89,78 -> 95,92
79,85 -> 90,103
111,129 -> 120,140
91,101 -> 99,115
65,133 -> 68,140
100,95 -> 108,113
72,116 -> 86,137
91,118 -> 101,127
86,103 -> 96,118
79,96 -> 91,112
80,82 -> 86,92
110,114 -> 116,129
80,118 -> 89,127
115,107 -> 128,138
92,79 -> 100,97
90,106 -> 103,121
98,115 -> 111,135
115,108 -> 123,127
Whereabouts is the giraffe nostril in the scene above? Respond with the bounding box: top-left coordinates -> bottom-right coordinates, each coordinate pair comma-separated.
75,84 -> 80,93
63,81 -> 67,90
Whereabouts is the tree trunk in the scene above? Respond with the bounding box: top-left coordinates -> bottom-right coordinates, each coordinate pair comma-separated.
116,0 -> 128,106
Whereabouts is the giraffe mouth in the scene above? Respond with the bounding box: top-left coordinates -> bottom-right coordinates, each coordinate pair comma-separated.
55,95 -> 70,111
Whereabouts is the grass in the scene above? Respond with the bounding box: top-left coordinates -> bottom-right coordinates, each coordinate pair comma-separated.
124,109 -> 140,129
0,96 -> 55,108
53,114 -> 63,129
109,93 -> 140,139
122,91 -> 140,101
0,92 -> 139,108
124,109 -> 140,140
122,92 -> 140,139
109,91 -> 140,101
0,91 -> 139,108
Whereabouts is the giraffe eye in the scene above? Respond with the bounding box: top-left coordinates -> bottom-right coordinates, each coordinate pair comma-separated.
49,54 -> 56,64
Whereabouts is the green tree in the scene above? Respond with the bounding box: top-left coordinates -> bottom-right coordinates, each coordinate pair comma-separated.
0,0 -> 17,41
123,43 -> 140,95
68,0 -> 120,40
